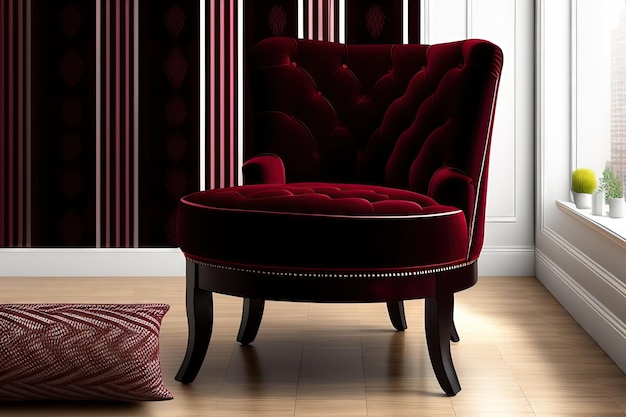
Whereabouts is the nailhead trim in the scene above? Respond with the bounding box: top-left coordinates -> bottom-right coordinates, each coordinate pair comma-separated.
187,257 -> 475,279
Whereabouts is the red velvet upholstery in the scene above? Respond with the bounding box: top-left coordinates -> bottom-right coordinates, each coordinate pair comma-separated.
247,37 -> 502,263
179,183 -> 468,272
175,37 -> 503,396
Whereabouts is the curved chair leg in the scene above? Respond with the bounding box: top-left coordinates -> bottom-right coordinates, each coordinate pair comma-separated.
386,301 -> 407,331
237,298 -> 265,345
451,320 -> 460,342
450,296 -> 460,342
425,293 -> 461,396
176,262 -> 214,384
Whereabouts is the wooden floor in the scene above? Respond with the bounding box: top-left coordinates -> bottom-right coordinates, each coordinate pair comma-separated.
1,276 -> 625,416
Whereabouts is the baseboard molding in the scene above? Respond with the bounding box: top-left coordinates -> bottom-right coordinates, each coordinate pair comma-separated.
536,249 -> 626,373
0,248 -> 186,277
0,246 -> 534,278
477,246 -> 536,276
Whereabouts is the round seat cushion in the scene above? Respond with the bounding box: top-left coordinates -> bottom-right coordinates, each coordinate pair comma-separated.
177,183 -> 469,274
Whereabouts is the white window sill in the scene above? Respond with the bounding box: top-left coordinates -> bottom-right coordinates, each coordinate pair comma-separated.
556,200 -> 626,249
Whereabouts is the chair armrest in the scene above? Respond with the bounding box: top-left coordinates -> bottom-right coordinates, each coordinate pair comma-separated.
427,167 -> 475,227
242,153 -> 287,185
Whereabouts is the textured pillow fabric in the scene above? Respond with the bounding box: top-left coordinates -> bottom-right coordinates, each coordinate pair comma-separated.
0,303 -> 173,401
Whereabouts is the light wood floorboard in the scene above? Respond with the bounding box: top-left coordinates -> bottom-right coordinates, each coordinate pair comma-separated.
0,276 -> 625,416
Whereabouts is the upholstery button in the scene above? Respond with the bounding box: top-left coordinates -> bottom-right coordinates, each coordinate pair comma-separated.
342,64 -> 348,69
317,91 -> 322,96
291,61 -> 297,67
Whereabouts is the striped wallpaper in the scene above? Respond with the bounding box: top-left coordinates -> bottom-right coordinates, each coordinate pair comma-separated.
1,0 -> 420,248
1,0 -> 27,247
302,0 -> 341,42
205,0 -> 239,190
98,0 -> 136,248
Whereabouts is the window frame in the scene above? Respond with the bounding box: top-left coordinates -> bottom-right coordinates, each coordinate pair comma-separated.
565,0 -> 626,244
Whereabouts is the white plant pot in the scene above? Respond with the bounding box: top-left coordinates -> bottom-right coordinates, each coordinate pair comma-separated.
609,197 -> 626,218
591,190 -> 604,216
573,192 -> 592,209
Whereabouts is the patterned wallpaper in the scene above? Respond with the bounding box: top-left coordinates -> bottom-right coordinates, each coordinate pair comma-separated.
139,0 -> 199,246
346,0 -> 403,43
0,0 -> 420,248
55,2 -> 95,247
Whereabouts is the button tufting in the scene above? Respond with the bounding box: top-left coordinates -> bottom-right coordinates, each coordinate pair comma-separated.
316,91 -> 322,96
291,61 -> 297,67
342,64 -> 348,69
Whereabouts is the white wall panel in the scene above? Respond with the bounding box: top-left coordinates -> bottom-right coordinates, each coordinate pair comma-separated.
423,0 -> 535,274
424,0 -> 467,43
471,0 -> 517,219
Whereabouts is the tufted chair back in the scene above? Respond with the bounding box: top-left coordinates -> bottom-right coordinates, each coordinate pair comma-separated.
247,37 -> 502,262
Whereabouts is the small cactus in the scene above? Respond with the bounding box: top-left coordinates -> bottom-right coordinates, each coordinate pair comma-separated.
571,168 -> 597,194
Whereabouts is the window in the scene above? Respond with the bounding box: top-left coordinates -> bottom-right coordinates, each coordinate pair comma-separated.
575,0 -> 626,192
569,0 -> 626,240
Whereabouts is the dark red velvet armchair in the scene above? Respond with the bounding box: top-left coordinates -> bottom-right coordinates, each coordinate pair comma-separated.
175,37 -> 503,396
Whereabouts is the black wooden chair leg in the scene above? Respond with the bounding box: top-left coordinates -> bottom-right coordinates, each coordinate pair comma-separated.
237,298 -> 265,345
386,301 -> 407,331
425,293 -> 461,396
451,320 -> 460,342
176,262 -> 214,384
450,296 -> 460,342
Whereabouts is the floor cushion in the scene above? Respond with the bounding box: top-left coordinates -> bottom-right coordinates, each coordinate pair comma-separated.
0,303 -> 173,401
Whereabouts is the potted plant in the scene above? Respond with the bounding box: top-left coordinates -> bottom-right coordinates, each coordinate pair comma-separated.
571,168 -> 597,209
599,166 -> 625,218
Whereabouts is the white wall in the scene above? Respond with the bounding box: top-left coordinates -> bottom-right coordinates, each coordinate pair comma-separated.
423,0 -> 536,276
0,0 -> 536,278
536,0 -> 626,373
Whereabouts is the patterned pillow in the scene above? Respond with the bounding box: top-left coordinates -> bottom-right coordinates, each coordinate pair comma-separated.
0,303 -> 173,401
